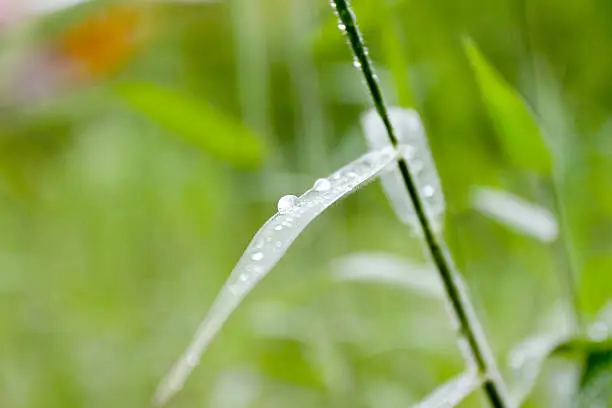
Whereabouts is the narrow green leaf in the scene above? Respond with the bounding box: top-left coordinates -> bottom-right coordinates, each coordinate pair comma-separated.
115,82 -> 265,168
463,38 -> 551,174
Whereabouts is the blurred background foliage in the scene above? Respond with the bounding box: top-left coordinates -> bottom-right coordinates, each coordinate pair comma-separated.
0,0 -> 611,407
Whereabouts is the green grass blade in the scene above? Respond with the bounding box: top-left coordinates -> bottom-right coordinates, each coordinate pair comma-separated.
463,38 -> 551,174
116,82 -> 265,168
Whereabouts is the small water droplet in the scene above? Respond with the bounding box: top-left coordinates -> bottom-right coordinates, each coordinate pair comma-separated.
251,252 -> 264,261
353,59 -> 361,69
314,178 -> 331,192
282,221 -> 292,227
337,23 -> 346,31
274,225 -> 283,231
347,171 -> 358,178
423,185 -> 435,197
277,194 -> 298,214
239,274 -> 248,282
275,241 -> 282,248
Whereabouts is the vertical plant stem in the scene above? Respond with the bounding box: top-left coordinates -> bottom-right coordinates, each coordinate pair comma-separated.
515,0 -> 583,330
331,1 -> 511,406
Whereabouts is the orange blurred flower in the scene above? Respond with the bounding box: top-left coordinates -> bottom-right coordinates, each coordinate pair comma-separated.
56,4 -> 149,81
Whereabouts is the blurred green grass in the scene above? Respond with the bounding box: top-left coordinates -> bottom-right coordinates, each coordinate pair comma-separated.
0,0 -> 611,407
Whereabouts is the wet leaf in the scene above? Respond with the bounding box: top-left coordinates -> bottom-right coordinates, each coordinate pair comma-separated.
153,146 -> 399,406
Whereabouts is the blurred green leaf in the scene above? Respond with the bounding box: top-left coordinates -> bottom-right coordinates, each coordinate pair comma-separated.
115,82 -> 265,168
574,351 -> 612,408
463,38 -> 552,174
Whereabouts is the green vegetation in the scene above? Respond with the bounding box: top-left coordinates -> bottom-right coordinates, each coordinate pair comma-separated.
0,0 -> 611,407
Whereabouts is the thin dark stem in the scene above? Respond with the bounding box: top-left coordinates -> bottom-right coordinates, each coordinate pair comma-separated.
331,1 -> 510,407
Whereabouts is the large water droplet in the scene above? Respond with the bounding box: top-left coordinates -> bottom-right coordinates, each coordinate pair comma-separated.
277,195 -> 298,214
314,178 -> 331,192
251,252 -> 264,261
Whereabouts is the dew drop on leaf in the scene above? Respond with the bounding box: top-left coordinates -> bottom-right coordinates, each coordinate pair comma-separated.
277,194 -> 298,214
152,147 -> 399,407
313,178 -> 331,192
423,185 -> 435,197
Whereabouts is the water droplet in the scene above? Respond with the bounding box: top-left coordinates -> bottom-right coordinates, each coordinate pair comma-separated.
274,225 -> 283,231
314,178 -> 331,192
275,241 -> 282,248
353,59 -> 361,69
239,274 -> 248,282
347,171 -> 358,178
277,195 -> 298,214
251,252 -> 264,261
337,23 -> 346,31
423,185 -> 435,197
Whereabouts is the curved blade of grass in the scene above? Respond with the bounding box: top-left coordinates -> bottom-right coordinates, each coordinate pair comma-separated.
330,252 -> 444,299
555,302 -> 612,355
413,371 -> 483,408
509,333 -> 569,405
152,146 -> 399,406
471,186 -> 559,242
115,82 -> 265,168
463,38 -> 551,174
507,304 -> 572,405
